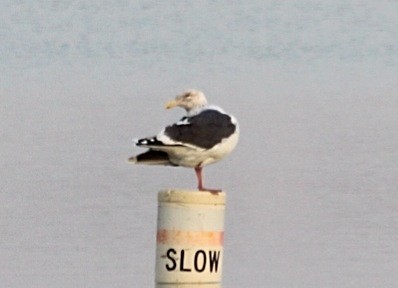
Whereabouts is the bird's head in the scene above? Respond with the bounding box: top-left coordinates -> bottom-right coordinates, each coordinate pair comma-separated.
165,89 -> 208,112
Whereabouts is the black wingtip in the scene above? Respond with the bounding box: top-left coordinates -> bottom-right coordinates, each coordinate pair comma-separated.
136,137 -> 166,147
129,149 -> 174,166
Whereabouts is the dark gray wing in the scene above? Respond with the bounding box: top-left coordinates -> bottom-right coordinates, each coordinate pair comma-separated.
164,109 -> 236,149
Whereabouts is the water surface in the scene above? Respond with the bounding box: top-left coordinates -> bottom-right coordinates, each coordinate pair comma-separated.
1,1 -> 398,287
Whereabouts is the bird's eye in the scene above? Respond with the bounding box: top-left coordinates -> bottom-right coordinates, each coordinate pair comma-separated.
184,94 -> 191,99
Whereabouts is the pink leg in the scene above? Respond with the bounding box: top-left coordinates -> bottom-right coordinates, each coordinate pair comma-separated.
194,167 -> 204,190
194,167 -> 221,194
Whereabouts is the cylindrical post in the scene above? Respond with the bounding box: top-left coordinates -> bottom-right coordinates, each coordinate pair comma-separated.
155,189 -> 226,285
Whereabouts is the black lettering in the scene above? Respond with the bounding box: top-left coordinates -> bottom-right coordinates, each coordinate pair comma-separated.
165,249 -> 177,271
194,250 -> 207,272
180,250 -> 192,272
209,250 -> 221,273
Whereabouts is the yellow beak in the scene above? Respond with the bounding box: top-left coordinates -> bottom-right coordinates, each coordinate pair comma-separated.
165,99 -> 179,109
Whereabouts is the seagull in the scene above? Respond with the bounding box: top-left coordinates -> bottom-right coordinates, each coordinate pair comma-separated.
128,89 -> 239,193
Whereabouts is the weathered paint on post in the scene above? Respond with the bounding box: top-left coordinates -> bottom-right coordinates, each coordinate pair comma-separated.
155,189 -> 226,284
155,284 -> 222,288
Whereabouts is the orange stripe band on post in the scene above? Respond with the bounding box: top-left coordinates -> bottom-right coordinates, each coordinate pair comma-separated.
157,229 -> 224,246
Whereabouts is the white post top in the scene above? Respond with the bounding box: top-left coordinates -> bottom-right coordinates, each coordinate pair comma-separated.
158,189 -> 226,206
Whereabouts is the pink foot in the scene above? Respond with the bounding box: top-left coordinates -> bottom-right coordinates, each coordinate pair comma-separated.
198,187 -> 222,195
195,167 -> 221,194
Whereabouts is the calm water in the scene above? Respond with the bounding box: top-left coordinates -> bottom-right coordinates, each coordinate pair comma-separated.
1,1 -> 398,287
